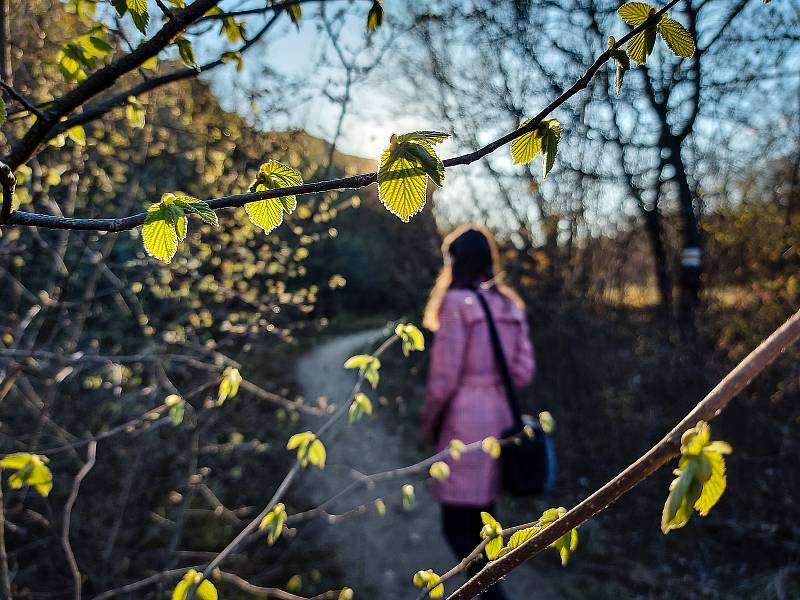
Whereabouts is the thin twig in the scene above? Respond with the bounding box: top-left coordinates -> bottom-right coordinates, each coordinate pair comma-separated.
62,441 -> 98,600
0,478 -> 11,599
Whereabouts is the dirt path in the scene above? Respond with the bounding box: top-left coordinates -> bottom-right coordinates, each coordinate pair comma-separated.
294,328 -> 558,599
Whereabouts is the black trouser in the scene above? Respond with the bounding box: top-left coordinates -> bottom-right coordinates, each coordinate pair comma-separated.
441,503 -> 509,600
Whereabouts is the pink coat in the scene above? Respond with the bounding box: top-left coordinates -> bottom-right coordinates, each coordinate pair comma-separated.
422,288 -> 536,506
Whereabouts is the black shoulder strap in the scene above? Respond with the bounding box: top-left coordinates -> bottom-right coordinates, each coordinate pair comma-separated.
474,290 -> 523,428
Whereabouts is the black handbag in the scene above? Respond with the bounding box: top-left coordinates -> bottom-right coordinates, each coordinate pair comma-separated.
474,290 -> 556,496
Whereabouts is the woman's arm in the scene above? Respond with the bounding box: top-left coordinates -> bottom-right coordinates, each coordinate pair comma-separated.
421,294 -> 468,446
510,316 -> 536,388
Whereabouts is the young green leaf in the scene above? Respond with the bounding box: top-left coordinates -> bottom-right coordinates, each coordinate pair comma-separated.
401,483 -> 415,510
173,196 -> 219,227
142,203 -> 182,263
286,431 -> 326,468
618,2 -> 695,64
246,160 -> 303,234
175,36 -> 197,69
127,0 -> 149,34
480,511 -> 504,560
167,395 -> 185,426
217,367 -> 241,405
661,421 -> 732,533
172,569 -> 217,600
657,17 -> 695,58
395,323 -> 425,356
259,502 -> 287,545
367,0 -> 384,31
540,121 -> 561,178
506,526 -> 539,552
412,570 -> 444,598
285,2 -> 302,27
608,36 -> 630,96
537,507 -> 579,566
67,125 -> 87,145
349,392 -> 373,423
343,354 -> 381,389
481,436 -> 501,459
429,461 -> 450,481
221,51 -> 244,71
126,96 -> 145,129
377,131 -> 449,222
0,453 -> 53,497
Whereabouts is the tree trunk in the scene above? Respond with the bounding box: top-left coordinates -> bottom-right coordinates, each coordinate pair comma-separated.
667,137 -> 702,328
641,203 -> 672,315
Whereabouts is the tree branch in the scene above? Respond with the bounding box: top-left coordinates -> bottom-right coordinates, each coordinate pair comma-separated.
5,0 -> 220,171
447,308 -> 800,600
62,440 -> 98,600
0,0 -> 681,230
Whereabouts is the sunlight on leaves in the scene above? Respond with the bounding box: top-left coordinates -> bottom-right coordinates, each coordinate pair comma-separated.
349,392 -> 373,423
395,323 -> 425,356
540,507 -> 579,566
618,2 -> 695,64
510,119 -> 560,177
287,431 -> 326,469
259,502 -> 287,545
246,160 -> 303,234
142,193 -> 217,263
377,131 -> 449,222
0,453 -> 53,497
172,569 -> 217,600
480,511 -> 504,560
217,367 -> 242,405
661,421 -> 732,533
413,569 -> 444,599
343,354 -> 381,389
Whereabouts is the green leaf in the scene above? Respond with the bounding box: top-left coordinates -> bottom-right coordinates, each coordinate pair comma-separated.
142,203 -> 181,263
510,119 -> 543,165
285,2 -> 302,26
377,132 -> 449,222
246,161 -> 303,234
618,2 -> 654,26
395,323 -> 425,356
1,453 -> 53,497
172,569 -> 217,600
540,120 -> 560,178
221,51 -> 244,71
286,431 -> 326,469
67,125 -> 86,146
127,0 -> 149,34
626,23 -> 657,65
349,392 -> 373,423
126,96 -> 145,129
343,354 -> 381,389
168,398 -> 186,426
412,570 -> 443,598
175,36 -> 196,69
507,526 -> 539,551
221,16 -> 246,44
694,448 -> 726,516
480,511 -> 504,560
481,436 -> 501,459
259,503 -> 287,545
429,461 -> 450,481
661,456 -> 700,532
217,367 -> 242,405
173,195 -> 219,226
401,483 -> 415,510
657,16 -> 695,58
367,0 -> 384,31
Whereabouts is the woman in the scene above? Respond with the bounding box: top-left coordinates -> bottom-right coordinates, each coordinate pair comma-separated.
421,225 -> 535,599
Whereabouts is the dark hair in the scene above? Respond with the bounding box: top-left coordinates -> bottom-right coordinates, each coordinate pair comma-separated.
423,224 -> 524,330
